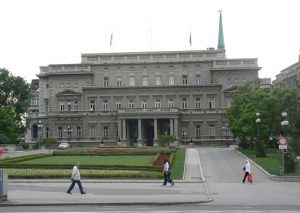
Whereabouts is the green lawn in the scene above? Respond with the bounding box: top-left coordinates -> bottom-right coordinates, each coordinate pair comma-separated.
5,148 -> 186,179
239,148 -> 300,176
18,155 -> 156,167
171,148 -> 186,179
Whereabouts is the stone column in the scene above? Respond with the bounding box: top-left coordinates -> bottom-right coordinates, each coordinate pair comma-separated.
117,119 -> 122,145
154,119 -> 158,140
170,118 -> 174,136
122,119 -> 126,140
137,119 -> 142,146
174,118 -> 178,139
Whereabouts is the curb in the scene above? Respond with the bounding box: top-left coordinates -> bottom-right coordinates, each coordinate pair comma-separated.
8,179 -> 204,184
0,199 -> 213,207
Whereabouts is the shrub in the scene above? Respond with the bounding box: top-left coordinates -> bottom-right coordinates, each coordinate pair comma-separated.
284,150 -> 297,173
52,147 -> 174,156
254,140 -> 266,157
158,135 -> 176,147
20,142 -> 29,149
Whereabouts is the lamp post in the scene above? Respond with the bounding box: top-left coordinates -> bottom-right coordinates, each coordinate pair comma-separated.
255,113 -> 261,141
37,121 -> 44,149
280,112 -> 289,174
223,124 -> 229,146
281,112 -> 289,138
64,126 -> 73,142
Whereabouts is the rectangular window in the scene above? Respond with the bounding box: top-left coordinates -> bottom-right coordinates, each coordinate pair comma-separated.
66,126 -> 72,138
156,76 -> 161,85
209,125 -> 215,136
116,77 -> 122,87
58,127 -> 63,139
128,99 -> 134,109
102,99 -> 108,111
142,76 -> 148,86
155,98 -> 161,109
31,97 -> 38,105
67,102 -> 71,112
129,77 -> 135,86
142,99 -> 147,109
104,126 -> 109,138
116,100 -> 122,109
90,100 -> 96,111
182,75 -> 188,85
104,77 -> 109,87
226,96 -> 232,107
45,100 -> 49,112
169,76 -> 175,85
182,98 -> 188,109
90,127 -> 96,138
76,127 -> 81,138
74,100 -> 79,111
168,98 -> 175,108
208,97 -> 215,109
60,102 -> 65,112
195,97 -> 201,109
196,125 -> 201,137
196,74 -> 202,85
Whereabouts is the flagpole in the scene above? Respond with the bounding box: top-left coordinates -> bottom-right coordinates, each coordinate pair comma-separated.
110,31 -> 113,52
189,27 -> 192,50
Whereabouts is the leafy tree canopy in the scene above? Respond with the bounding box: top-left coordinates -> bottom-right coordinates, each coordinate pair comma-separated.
227,79 -> 299,144
0,68 -> 31,144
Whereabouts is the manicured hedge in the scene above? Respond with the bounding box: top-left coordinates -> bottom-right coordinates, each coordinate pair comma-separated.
0,163 -> 161,171
0,154 -> 49,163
5,168 -> 162,179
52,147 -> 176,156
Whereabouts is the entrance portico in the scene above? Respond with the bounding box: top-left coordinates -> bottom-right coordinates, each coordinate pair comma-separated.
118,117 -> 179,146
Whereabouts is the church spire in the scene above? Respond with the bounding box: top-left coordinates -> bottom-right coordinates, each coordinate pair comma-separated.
217,10 -> 225,50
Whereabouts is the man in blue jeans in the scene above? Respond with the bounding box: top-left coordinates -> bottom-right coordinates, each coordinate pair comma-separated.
67,161 -> 86,194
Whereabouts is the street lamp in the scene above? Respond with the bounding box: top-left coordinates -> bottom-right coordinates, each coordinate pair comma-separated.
280,112 -> 289,174
281,112 -> 289,138
255,112 -> 261,141
223,124 -> 229,146
37,121 -> 44,149
64,126 -> 73,142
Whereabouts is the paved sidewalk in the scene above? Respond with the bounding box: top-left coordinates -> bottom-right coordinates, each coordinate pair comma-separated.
0,148 -> 212,206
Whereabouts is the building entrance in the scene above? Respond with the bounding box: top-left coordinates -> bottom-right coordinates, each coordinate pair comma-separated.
128,120 -> 138,146
143,119 -> 154,146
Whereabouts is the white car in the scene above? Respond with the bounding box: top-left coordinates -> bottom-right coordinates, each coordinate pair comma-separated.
58,142 -> 70,150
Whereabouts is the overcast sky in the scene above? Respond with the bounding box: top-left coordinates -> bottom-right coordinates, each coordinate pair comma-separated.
1,0 -> 300,83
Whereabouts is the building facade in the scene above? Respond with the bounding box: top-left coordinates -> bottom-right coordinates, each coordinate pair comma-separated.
28,13 -> 261,146
273,55 -> 300,90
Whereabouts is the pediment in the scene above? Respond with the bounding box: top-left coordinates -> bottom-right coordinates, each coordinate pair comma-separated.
56,89 -> 82,97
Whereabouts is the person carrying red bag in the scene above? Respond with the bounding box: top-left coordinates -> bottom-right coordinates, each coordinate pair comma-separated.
242,159 -> 252,184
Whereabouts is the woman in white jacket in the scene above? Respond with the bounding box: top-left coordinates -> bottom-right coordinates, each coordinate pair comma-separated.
242,159 -> 251,183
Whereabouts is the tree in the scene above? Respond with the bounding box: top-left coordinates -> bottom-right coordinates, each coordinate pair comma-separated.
41,138 -> 58,154
227,79 -> 300,147
0,106 -> 19,144
0,68 -> 31,144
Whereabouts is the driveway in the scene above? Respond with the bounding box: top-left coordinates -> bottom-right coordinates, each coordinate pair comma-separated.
197,147 -> 300,206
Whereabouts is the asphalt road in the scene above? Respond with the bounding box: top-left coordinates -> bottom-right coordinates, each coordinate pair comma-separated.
198,147 -> 300,207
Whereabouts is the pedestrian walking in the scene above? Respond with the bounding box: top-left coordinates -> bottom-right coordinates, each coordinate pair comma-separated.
67,161 -> 86,194
242,159 -> 251,184
161,159 -> 175,186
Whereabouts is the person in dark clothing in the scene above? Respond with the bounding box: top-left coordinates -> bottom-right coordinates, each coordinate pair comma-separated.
161,159 -> 175,186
